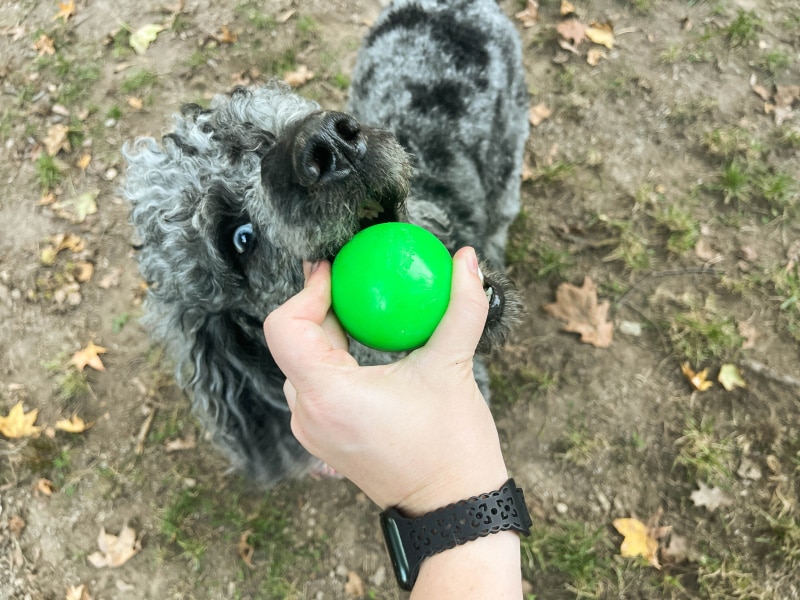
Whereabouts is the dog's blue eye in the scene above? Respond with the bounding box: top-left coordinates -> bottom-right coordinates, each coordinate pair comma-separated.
233,223 -> 254,254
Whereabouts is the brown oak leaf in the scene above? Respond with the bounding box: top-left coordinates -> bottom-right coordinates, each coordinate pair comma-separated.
543,277 -> 613,347
556,18 -> 587,46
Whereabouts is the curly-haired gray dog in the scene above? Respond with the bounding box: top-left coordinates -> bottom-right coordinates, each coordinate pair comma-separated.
123,0 -> 528,487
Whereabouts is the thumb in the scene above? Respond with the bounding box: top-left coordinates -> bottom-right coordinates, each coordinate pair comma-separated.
420,247 -> 488,363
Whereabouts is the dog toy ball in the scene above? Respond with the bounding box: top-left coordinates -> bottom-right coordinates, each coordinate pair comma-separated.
331,222 -> 452,352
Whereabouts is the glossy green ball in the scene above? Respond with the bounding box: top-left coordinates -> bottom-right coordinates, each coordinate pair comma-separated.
331,223 -> 452,352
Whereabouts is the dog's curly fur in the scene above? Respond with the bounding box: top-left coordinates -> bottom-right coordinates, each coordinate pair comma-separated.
123,0 -> 528,487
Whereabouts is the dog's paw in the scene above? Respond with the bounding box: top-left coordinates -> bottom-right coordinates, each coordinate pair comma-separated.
477,263 -> 523,354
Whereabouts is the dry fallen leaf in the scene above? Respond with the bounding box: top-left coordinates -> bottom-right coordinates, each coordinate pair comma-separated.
55,414 -> 94,433
52,190 -> 99,223
718,363 -> 746,391
238,530 -> 255,567
72,341 -> 107,372
76,153 -> 91,170
165,434 -> 196,452
130,23 -> 165,55
560,0 -> 576,16
543,277 -> 614,348
661,534 -> 699,564
284,65 -> 314,88
74,261 -> 94,283
681,363 -> 713,392
127,96 -> 144,110
34,33 -> 56,56
556,18 -> 587,46
65,583 -> 93,600
52,0 -> 76,22
690,481 -> 733,512
528,103 -> 552,127
613,517 -> 660,568
0,401 -> 42,439
586,21 -> 615,49
586,48 -> 607,66
8,514 -> 26,537
35,478 -> 55,496
344,571 -> 365,598
44,124 -> 70,156
217,25 -> 238,44
515,0 -> 539,28
87,525 -> 141,568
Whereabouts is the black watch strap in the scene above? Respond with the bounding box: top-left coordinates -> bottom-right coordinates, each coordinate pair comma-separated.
380,478 -> 532,591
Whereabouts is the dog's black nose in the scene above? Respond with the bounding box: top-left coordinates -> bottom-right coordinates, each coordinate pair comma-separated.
292,112 -> 366,187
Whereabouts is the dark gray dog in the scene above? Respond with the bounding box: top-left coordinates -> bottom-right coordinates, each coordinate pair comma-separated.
123,0 -> 528,486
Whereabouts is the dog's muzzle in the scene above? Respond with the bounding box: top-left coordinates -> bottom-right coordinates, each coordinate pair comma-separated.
289,111 -> 367,187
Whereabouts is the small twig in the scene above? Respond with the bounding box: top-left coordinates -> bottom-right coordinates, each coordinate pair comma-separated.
135,407 -> 157,455
741,359 -> 800,389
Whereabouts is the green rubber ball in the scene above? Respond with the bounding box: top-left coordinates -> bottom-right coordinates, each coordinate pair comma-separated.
331,222 -> 453,352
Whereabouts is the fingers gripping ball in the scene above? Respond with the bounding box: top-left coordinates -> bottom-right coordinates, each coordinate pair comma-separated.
331,223 -> 453,352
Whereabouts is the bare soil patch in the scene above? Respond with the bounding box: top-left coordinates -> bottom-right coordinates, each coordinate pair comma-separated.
1,0 -> 799,598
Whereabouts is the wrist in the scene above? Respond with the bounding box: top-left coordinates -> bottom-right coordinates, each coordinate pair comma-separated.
396,467 -> 510,517
380,478 -> 531,591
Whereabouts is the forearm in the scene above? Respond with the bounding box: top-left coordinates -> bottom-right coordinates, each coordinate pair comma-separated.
411,530 -> 523,599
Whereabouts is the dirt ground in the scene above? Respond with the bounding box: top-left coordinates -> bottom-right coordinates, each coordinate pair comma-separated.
1,0 -> 799,598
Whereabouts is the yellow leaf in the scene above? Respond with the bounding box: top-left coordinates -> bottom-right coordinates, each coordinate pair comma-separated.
76,153 -> 91,170
613,517 -> 660,568
586,21 -> 615,49
681,363 -> 713,391
55,414 -> 94,433
72,341 -> 107,372
127,96 -> 144,110
52,0 -> 76,22
130,23 -> 164,55
0,401 -> 42,439
718,364 -> 746,391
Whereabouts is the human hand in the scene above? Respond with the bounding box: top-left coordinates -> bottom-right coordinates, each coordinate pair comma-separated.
263,247 -> 508,514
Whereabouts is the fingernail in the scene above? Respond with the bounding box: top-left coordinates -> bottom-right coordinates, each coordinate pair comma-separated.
464,247 -> 479,274
464,248 -> 484,284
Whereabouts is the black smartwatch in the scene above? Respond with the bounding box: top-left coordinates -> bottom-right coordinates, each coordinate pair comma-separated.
380,478 -> 532,590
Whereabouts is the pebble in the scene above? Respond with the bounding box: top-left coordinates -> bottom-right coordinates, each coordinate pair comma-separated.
370,566 -> 386,587
618,320 -> 642,336
555,502 -> 568,515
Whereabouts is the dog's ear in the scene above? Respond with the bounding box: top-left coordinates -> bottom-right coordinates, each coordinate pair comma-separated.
188,311 -> 311,485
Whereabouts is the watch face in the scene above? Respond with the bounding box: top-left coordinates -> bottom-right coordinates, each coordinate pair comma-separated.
380,511 -> 414,591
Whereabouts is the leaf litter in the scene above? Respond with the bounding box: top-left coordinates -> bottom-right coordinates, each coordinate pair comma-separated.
543,277 -> 614,348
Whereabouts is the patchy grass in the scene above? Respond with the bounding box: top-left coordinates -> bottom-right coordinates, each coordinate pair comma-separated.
120,69 -> 159,94
674,417 -> 736,485
521,519 -> 613,596
669,309 -> 743,365
35,153 -> 63,190
724,9 -> 763,47
159,483 -> 323,595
